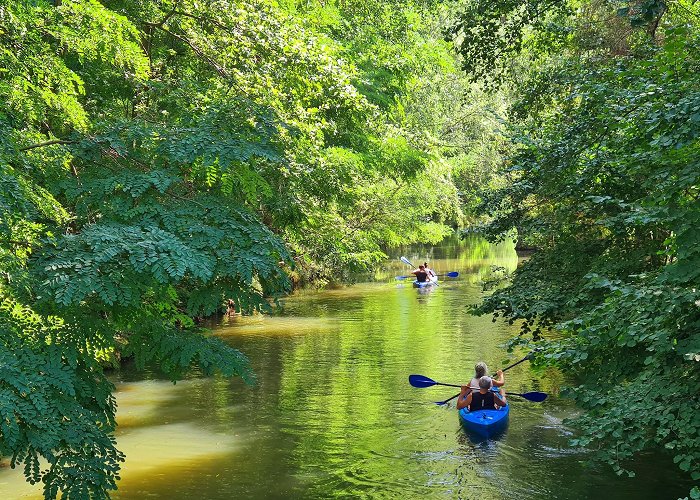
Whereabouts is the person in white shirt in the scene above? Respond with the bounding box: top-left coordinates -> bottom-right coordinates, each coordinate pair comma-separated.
468,361 -> 504,389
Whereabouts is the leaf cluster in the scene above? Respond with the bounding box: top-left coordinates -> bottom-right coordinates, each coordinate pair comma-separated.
469,4 -> 700,491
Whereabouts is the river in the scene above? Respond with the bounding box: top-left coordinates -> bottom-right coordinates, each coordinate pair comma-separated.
0,236 -> 692,499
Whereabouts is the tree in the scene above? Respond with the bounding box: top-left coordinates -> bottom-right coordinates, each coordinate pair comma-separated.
448,0 -> 700,493
1,0 -> 471,496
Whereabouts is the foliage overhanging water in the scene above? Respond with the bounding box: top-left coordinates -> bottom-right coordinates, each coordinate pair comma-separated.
0,237 -> 692,499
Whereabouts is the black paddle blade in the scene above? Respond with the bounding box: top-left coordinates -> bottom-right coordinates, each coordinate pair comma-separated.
408,374 -> 437,388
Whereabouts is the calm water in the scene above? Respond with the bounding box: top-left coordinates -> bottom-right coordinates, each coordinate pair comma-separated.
0,237 -> 692,499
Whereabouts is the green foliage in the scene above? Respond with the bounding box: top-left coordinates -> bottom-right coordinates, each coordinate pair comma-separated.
462,0 -> 700,492
446,0 -> 574,84
270,0 -> 469,282
0,298 -> 123,499
0,0 -> 475,496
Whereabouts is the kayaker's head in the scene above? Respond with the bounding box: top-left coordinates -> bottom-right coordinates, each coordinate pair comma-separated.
478,376 -> 493,391
418,265 -> 425,270
423,262 -> 429,267
474,362 -> 488,378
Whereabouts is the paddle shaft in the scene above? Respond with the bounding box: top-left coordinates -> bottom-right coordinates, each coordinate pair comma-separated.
435,353 -> 533,405
437,392 -> 461,405
498,354 -> 531,373
437,386 -> 500,405
437,390 -> 543,405
430,381 -> 462,389
401,256 -> 440,274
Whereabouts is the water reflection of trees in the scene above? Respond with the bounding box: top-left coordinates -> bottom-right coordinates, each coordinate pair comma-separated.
84,237 -> 692,498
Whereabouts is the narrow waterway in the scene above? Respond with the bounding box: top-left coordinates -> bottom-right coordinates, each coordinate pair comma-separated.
0,236 -> 692,499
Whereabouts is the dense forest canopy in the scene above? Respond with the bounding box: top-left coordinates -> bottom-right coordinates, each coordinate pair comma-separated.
449,0 -> 700,495
0,0 -> 500,496
0,0 -> 698,497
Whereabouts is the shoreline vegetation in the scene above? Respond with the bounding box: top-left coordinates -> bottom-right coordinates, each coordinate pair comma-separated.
1,0 -> 698,497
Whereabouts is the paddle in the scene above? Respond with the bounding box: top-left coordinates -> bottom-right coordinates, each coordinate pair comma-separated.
408,375 -> 546,403
409,374 -> 461,389
435,390 -> 547,405
407,351 -> 538,405
433,392 -> 462,406
509,391 -> 547,402
409,352 -> 531,388
396,271 -> 459,280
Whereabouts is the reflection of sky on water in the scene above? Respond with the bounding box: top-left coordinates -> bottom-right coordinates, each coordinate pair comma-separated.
116,380 -> 192,428
0,381 -> 241,499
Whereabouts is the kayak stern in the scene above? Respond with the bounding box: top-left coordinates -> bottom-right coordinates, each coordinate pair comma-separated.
458,404 -> 509,438
412,277 -> 438,288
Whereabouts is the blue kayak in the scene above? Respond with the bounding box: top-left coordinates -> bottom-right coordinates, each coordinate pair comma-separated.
458,395 -> 509,437
412,277 -> 438,288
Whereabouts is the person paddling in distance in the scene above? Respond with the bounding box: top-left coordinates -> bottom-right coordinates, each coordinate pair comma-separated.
423,262 -> 436,280
457,376 -> 507,411
469,361 -> 504,389
412,264 -> 430,283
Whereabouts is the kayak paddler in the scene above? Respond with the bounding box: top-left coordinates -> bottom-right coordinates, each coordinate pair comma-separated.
457,376 -> 507,411
423,261 -> 436,279
412,265 -> 430,283
468,361 -> 505,390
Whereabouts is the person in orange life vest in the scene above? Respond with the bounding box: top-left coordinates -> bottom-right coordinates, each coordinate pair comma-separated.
456,376 -> 507,411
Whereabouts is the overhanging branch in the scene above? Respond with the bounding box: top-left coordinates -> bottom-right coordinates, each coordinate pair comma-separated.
20,139 -> 74,151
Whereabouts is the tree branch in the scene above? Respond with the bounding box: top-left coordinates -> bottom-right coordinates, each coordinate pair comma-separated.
0,239 -> 34,247
155,26 -> 229,78
19,139 -> 74,151
169,10 -> 232,32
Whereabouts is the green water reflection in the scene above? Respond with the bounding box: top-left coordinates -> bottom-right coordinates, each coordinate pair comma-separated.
0,236 -> 692,499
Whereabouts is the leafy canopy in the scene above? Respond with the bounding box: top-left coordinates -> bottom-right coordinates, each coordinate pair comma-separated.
1,0 -> 473,497
450,0 -> 700,493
